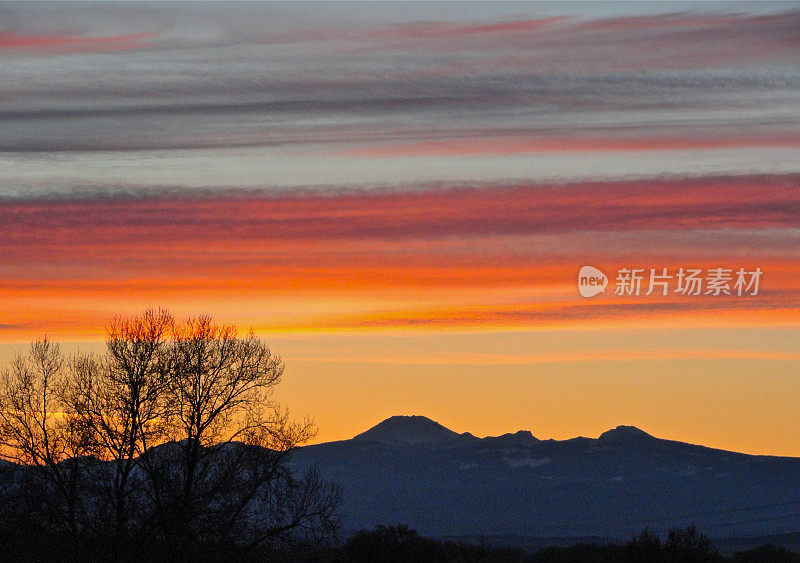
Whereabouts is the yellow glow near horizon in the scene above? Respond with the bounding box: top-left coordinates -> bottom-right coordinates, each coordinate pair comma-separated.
2,324 -> 799,457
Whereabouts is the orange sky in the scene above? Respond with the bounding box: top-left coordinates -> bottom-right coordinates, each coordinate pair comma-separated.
2,326 -> 800,457
2,4 -> 800,457
2,175 -> 799,455
2,175 -> 799,338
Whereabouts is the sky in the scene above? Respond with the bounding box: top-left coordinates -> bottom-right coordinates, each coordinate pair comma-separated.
1,1 -> 799,455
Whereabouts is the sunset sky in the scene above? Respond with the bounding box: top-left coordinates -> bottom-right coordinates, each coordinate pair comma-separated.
1,1 -> 799,455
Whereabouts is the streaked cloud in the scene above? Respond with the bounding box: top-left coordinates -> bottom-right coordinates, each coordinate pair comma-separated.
0,31 -> 155,53
1,1 -> 800,453
1,173 -> 797,338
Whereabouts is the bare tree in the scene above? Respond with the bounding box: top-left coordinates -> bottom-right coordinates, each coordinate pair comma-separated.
0,309 -> 339,558
144,315 -> 339,549
0,338 -> 87,536
63,308 -> 174,542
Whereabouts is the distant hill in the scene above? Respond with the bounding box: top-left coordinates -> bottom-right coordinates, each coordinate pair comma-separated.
290,416 -> 800,544
351,415 -> 470,445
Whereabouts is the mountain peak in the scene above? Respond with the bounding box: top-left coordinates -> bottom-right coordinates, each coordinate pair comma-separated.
351,415 -> 462,445
598,425 -> 655,443
484,430 -> 539,446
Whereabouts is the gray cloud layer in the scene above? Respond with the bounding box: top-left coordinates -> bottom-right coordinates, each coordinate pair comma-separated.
1,2 -> 799,196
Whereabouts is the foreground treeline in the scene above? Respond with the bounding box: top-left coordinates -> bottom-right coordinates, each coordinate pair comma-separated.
304,526 -> 800,563
0,310 -> 339,561
2,522 -> 799,563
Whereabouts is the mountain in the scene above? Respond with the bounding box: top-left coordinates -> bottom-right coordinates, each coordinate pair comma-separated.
290,416 -> 800,542
597,425 -> 657,444
351,415 -> 470,445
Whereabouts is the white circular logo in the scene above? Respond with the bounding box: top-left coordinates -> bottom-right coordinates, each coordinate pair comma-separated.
578,266 -> 607,298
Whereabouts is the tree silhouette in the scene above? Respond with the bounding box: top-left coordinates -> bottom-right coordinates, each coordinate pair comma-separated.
343,525 -> 445,563
63,308 -> 174,542
144,314 -> 337,553
665,526 -> 717,562
0,337 -> 89,539
0,309 -> 339,560
626,527 -> 663,561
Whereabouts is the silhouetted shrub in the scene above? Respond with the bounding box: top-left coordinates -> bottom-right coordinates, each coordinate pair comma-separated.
734,544 -> 800,562
664,526 -> 719,562
625,528 -> 664,562
342,525 -> 446,562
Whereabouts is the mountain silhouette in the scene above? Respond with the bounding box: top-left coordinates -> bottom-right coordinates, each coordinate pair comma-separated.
351,415 -> 470,445
291,416 -> 800,541
597,425 -> 657,443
